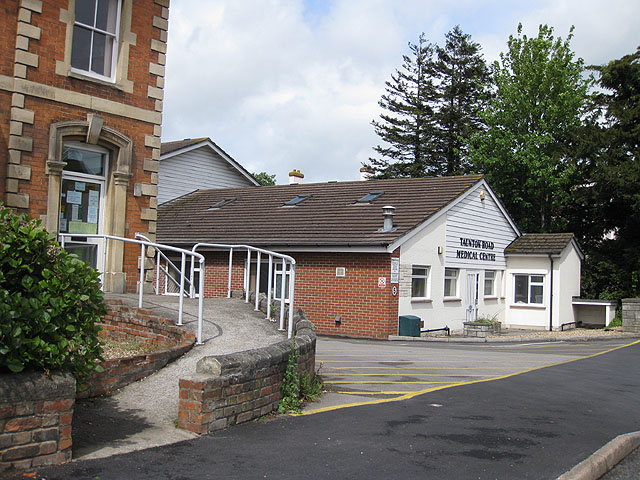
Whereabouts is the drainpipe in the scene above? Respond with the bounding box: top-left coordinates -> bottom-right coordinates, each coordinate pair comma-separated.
549,255 -> 554,332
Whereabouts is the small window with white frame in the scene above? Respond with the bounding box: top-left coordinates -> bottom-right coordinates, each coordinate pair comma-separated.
71,0 -> 121,81
514,274 -> 544,304
484,270 -> 496,297
411,266 -> 430,298
444,268 -> 459,297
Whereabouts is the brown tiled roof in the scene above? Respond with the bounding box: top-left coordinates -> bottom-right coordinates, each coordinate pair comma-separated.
160,138 -> 208,156
505,233 -> 578,255
157,175 -> 484,248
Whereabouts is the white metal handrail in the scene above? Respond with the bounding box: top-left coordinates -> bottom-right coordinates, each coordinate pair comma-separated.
59,233 -> 205,344
191,243 -> 296,339
145,238 -> 195,297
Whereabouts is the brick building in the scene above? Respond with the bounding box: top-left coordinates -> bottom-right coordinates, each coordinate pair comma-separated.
157,175 -> 584,338
1,0 -> 169,293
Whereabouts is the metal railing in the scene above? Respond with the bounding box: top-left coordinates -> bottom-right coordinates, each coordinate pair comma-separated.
59,233 -> 205,344
191,243 -> 296,339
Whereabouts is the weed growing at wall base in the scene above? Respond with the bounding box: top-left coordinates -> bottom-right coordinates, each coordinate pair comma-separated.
278,340 -> 301,413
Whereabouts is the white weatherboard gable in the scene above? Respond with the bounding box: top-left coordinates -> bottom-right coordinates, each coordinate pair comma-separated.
445,182 -> 520,270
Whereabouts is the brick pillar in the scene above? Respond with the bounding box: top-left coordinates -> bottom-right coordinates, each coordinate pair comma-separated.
622,298 -> 640,333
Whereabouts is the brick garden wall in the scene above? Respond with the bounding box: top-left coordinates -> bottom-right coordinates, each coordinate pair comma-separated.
178,314 -> 315,434
0,372 -> 75,473
201,250 -> 400,339
79,300 -> 196,398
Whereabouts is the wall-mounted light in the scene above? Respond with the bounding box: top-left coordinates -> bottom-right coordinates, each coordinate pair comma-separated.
335,315 -> 342,326
437,246 -> 444,255
479,190 -> 486,201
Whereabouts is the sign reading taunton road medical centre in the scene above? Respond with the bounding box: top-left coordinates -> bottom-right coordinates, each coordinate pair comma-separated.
456,237 -> 496,262
444,185 -> 519,269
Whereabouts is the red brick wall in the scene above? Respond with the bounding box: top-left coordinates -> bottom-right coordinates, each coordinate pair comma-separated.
201,250 -> 400,339
0,372 -> 75,472
78,300 -> 196,398
0,2 -> 18,78
178,317 -> 316,434
27,0 -> 161,111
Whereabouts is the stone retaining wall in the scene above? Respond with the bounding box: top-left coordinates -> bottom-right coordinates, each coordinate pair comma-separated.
0,372 -> 75,473
178,312 -> 316,434
622,298 -> 640,333
79,300 -> 196,398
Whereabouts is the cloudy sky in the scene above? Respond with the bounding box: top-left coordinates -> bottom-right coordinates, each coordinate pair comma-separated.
162,0 -> 639,185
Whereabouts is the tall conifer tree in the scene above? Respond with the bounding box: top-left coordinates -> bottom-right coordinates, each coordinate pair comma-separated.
435,26 -> 491,175
368,34 -> 439,178
367,28 -> 489,178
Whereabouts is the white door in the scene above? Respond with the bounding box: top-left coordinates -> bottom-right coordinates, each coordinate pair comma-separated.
465,272 -> 480,322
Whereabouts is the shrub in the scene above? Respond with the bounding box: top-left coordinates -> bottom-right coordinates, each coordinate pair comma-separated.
0,205 -> 105,384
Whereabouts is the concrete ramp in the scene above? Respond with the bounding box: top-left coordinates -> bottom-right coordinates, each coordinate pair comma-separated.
72,295 -> 286,460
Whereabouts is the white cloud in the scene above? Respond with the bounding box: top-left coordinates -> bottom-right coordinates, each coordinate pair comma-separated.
162,0 -> 640,184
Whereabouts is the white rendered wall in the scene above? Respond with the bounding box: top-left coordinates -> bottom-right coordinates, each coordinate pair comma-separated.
557,245 -> 582,326
505,256 -> 551,329
397,183 -> 518,332
505,245 -> 582,330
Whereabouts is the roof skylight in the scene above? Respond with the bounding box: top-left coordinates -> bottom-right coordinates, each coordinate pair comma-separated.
356,191 -> 384,204
208,197 -> 236,210
284,194 -> 311,206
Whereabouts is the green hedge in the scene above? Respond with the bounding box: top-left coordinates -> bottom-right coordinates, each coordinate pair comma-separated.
0,205 -> 105,383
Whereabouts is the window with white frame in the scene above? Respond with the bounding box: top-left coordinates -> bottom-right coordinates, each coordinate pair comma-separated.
273,262 -> 292,301
484,270 -> 496,296
514,274 -> 544,304
411,266 -> 430,298
444,268 -> 459,297
71,0 -> 121,81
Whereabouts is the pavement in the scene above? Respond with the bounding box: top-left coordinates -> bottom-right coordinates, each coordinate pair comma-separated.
64,297 -> 640,478
71,294 -> 287,460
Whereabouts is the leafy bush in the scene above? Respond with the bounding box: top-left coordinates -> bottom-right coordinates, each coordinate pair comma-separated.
0,205 -> 105,384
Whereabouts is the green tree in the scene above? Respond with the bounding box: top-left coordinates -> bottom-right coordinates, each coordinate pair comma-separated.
368,33 -> 440,178
468,24 -> 593,233
579,48 -> 640,298
435,25 -> 491,175
252,171 -> 276,186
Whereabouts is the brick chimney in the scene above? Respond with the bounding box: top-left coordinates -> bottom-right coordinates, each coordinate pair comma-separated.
289,169 -> 304,185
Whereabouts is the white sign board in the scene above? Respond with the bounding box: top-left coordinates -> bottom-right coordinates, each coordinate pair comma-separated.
390,258 -> 400,284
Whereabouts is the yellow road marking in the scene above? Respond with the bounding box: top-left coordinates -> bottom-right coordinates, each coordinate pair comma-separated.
328,373 -> 488,377
299,339 -> 640,416
324,380 -> 453,385
326,366 -> 514,370
332,391 -> 416,395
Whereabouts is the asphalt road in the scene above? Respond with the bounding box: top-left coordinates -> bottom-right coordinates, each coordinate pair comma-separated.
310,337 -> 632,412
36,338 -> 640,480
